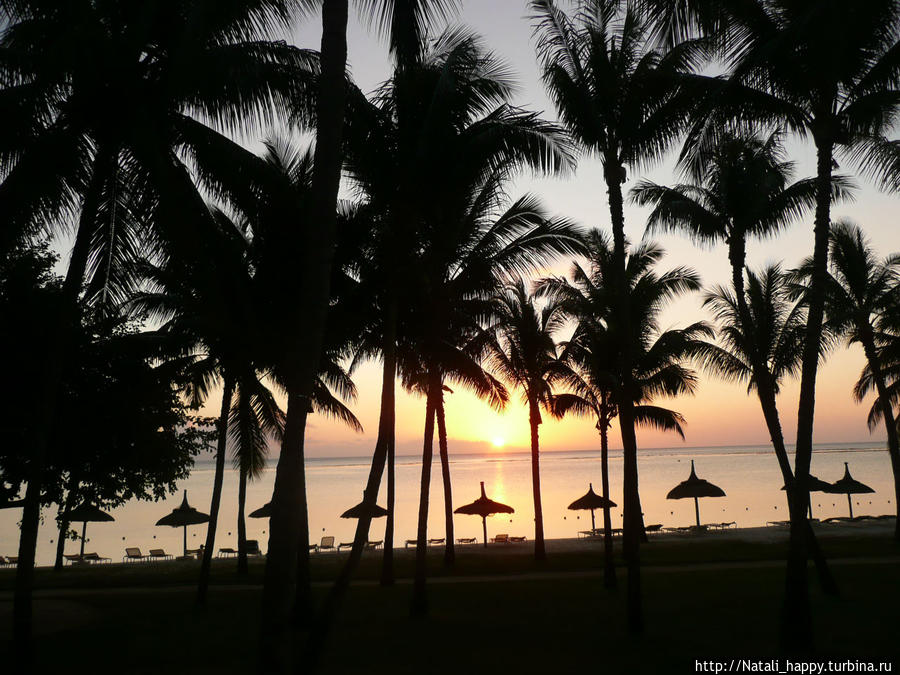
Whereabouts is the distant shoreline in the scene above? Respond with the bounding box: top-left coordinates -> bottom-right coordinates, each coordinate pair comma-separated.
189,440 -> 887,467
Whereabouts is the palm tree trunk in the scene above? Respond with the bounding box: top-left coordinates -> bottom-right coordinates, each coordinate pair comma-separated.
606,166 -> 643,634
784,137 -> 835,652
528,397 -> 547,561
380,301 -> 398,586
860,333 -> 900,541
728,238 -> 837,594
198,374 -> 235,604
436,387 -> 455,566
237,465 -> 249,575
261,396 -> 314,670
54,474 -> 81,571
598,414 -> 616,589
307,309 -> 396,665
260,1 -> 348,669
411,370 -> 440,616
13,147 -> 112,664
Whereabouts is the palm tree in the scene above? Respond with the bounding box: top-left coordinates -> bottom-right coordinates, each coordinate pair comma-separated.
697,265 -> 841,593
541,231 -> 706,588
258,5 -> 463,659
531,0 -> 702,632
0,0 -> 310,652
679,3 -> 900,647
487,280 -> 571,562
129,206 -> 259,606
186,133 -> 367,617
331,26 -> 574,611
799,222 -> 900,540
407,193 -> 581,614
631,131 -> 846,514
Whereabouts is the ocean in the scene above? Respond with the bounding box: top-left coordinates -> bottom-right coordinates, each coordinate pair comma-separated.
1,441 -> 894,566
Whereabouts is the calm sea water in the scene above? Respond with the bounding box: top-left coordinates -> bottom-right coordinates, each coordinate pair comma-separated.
1,441 -> 894,566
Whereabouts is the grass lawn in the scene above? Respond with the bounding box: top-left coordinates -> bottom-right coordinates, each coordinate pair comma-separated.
1,529 -> 897,591
1,535 -> 898,674
2,562 -> 898,674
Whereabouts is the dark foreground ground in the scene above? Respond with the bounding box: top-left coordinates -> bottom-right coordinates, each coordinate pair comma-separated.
2,531 -> 898,674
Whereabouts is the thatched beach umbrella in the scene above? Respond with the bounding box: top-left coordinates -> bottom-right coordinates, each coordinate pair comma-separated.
454,481 -> 514,547
780,475 -> 833,518
568,483 -> 616,532
666,460 -> 726,527
340,493 -> 388,520
155,490 -> 210,556
63,502 -> 114,557
825,462 -> 875,519
248,502 -> 271,519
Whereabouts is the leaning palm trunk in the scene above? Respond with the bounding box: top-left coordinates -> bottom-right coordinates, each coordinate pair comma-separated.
411,370 -> 440,615
436,388 -> 455,565
728,240 -> 837,595
785,142 -> 836,652
198,374 -> 236,603
598,414 -> 616,589
237,465 -> 249,575
307,316 -> 396,666
606,167 -> 643,633
528,397 -> 547,561
859,334 -> 900,541
54,474 -> 81,571
260,1 -> 348,669
380,302 -> 398,586
13,148 -> 112,662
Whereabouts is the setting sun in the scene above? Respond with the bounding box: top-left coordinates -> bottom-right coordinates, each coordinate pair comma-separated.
491,437 -> 505,448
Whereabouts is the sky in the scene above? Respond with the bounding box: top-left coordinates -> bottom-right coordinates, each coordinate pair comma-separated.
243,2 -> 898,457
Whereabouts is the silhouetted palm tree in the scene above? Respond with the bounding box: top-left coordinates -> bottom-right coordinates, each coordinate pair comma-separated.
541,231 -> 707,588
187,135 -> 365,613
679,3 -> 900,646
800,222 -> 900,539
334,27 -> 575,618
632,131 -> 846,509
531,0 -> 702,632
696,264 -> 838,594
487,280 -> 574,562
0,1 -> 310,653
699,266 -> 804,483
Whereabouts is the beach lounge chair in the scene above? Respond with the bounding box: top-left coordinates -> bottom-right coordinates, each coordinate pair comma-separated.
456,537 -> 477,544
427,538 -> 445,546
645,524 -> 663,533
64,553 -> 83,565
405,539 -> 418,548
123,547 -> 148,563
6,556 -> 16,565
309,543 -> 318,553
83,552 -> 111,564
149,549 -> 173,561
182,548 -> 203,560
319,536 -> 335,552
338,542 -> 354,551
0,556 -> 9,567
490,534 -> 509,544
246,540 -> 263,556
217,547 -> 238,558
509,536 -> 526,543
366,540 -> 383,549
